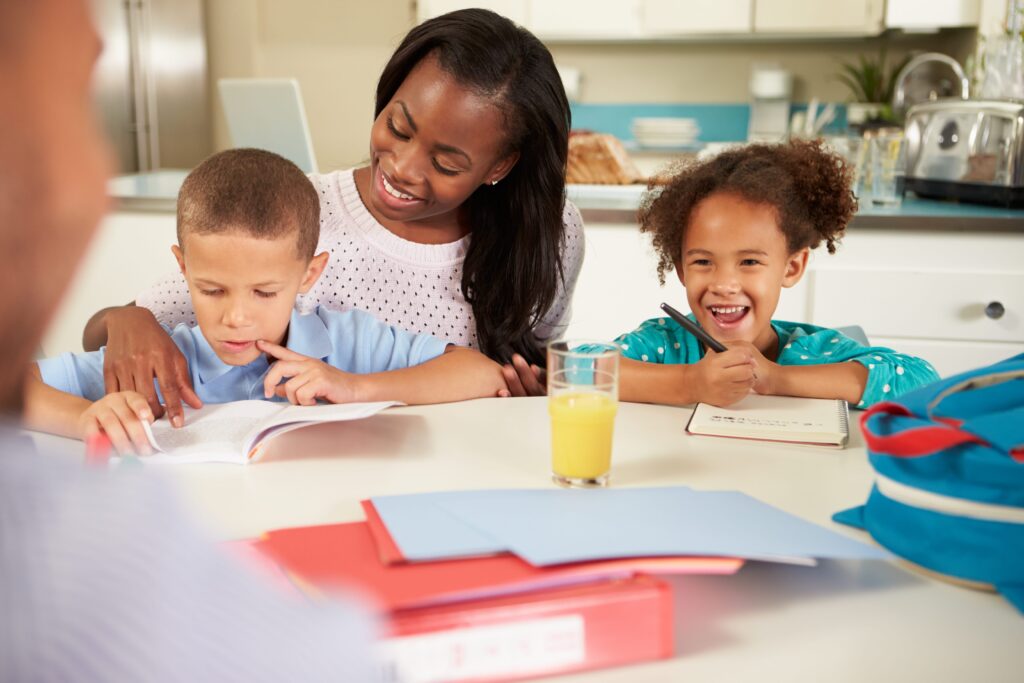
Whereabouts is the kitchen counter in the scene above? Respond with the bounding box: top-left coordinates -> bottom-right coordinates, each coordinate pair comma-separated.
567,184 -> 1024,232
109,170 -> 1024,232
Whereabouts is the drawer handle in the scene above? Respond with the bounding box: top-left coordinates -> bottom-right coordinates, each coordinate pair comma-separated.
985,301 -> 1005,320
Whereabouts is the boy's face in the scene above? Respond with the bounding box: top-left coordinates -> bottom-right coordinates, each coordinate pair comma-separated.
676,192 -> 808,355
172,230 -> 327,366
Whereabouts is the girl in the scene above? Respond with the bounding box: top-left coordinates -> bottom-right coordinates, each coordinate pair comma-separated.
83,9 -> 583,425
617,139 -> 939,408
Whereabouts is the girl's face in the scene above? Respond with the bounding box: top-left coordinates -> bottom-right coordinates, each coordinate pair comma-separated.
676,192 -> 808,356
366,53 -> 518,229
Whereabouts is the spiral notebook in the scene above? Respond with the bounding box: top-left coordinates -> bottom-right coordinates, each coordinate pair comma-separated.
686,394 -> 850,448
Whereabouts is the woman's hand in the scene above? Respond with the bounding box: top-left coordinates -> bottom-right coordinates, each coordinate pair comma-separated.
688,346 -> 757,407
78,391 -> 155,456
500,353 -> 546,397
102,306 -> 202,426
259,340 -> 359,405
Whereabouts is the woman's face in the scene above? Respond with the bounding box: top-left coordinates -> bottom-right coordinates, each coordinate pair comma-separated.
367,53 -> 518,227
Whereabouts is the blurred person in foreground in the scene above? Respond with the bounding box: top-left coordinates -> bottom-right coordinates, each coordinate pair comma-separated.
0,1 -> 377,680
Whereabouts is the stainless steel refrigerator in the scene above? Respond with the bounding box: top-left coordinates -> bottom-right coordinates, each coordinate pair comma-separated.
92,0 -> 211,173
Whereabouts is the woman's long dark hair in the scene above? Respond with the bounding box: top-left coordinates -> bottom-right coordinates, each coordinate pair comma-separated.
375,9 -> 570,366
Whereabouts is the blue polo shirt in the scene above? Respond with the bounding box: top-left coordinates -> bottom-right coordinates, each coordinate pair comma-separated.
38,307 -> 449,404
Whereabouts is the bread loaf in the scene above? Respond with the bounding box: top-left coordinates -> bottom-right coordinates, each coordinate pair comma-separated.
566,133 -> 644,185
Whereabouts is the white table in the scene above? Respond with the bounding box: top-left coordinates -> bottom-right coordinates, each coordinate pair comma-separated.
34,397 -> 1024,681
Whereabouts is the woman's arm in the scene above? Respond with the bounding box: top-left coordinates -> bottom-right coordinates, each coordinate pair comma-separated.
81,304 -> 201,426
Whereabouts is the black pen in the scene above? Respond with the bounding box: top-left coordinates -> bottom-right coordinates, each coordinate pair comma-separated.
659,302 -> 727,353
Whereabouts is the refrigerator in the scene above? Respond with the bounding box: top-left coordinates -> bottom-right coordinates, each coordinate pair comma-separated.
92,0 -> 211,173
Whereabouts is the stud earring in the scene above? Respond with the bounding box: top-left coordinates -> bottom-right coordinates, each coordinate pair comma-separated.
490,179 -> 499,185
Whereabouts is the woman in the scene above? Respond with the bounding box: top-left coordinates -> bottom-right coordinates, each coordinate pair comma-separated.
84,8 -> 583,423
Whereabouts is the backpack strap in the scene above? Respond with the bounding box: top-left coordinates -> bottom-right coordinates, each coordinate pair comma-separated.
860,403 -> 987,458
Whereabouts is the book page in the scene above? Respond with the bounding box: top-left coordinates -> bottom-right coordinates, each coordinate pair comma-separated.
247,401 -> 400,459
143,401 -> 283,464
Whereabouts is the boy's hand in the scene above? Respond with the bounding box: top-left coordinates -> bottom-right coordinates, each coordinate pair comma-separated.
500,353 -> 546,397
689,346 -> 757,407
78,391 -> 154,455
258,340 -> 358,405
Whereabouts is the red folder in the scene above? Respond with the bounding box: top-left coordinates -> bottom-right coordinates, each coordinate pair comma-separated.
251,522 -> 683,681
256,521 -> 740,611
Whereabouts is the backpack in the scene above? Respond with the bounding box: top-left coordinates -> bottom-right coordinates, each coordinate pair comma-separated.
833,353 -> 1024,613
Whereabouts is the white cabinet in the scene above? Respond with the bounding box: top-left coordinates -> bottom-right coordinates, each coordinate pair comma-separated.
753,0 -> 884,34
885,0 -> 980,31
567,218 -> 1024,378
42,210 -> 179,356
643,0 -> 753,35
416,0 -> 528,25
529,0 -> 643,39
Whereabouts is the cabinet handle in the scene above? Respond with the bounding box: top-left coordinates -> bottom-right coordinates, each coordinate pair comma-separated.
985,301 -> 1005,320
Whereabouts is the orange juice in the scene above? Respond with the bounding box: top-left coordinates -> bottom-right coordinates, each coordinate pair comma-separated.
549,392 -> 618,483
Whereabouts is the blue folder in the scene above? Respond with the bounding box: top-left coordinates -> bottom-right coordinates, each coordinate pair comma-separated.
370,487 -> 889,566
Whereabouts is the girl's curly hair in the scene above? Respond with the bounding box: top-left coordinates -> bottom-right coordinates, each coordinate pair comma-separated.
639,139 -> 858,284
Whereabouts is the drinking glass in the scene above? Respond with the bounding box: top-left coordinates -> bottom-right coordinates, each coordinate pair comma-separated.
871,134 -> 907,207
547,341 -> 620,488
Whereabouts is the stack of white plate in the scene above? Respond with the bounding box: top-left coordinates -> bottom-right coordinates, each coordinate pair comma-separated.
631,117 -> 701,148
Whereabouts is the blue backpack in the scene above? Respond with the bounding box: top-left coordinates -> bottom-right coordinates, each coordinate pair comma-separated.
834,353 -> 1024,613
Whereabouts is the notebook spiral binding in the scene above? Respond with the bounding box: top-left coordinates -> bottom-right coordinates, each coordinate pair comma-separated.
838,401 -> 851,437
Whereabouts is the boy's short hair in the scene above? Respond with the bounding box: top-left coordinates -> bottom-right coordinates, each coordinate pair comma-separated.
177,148 -> 319,259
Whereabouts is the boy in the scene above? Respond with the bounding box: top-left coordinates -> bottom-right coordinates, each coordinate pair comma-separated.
24,148 -> 506,454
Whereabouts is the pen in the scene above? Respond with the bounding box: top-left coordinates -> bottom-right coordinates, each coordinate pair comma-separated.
659,302 -> 727,353
84,431 -> 111,466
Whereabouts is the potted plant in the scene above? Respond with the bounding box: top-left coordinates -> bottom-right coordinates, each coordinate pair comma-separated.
836,47 -> 911,125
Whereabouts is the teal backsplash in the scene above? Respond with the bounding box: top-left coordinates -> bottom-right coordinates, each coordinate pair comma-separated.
570,103 -> 848,144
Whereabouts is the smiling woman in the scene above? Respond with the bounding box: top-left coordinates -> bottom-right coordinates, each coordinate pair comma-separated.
83,9 -> 584,422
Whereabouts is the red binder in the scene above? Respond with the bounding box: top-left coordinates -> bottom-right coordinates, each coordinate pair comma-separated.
251,522 -> 692,681
384,577 -> 673,682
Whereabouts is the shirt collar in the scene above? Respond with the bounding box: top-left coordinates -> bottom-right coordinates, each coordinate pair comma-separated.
284,308 -> 333,360
192,309 -> 334,385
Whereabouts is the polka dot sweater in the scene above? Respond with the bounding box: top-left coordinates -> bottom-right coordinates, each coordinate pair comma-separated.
615,316 -> 940,407
136,169 -> 585,350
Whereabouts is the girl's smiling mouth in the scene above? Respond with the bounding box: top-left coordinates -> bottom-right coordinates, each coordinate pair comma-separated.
707,304 -> 750,328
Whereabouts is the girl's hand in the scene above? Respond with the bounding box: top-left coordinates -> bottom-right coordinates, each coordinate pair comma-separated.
78,391 -> 155,456
103,306 -> 202,427
689,346 -> 757,407
259,340 -> 359,405
500,353 -> 546,397
723,340 -> 781,396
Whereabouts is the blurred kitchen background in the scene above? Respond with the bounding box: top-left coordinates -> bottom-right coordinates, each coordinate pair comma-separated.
95,0 -> 1014,173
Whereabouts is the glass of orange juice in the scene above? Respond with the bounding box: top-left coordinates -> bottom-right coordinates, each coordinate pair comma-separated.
547,340 -> 620,488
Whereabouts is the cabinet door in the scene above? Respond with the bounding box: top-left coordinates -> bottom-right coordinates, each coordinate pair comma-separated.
417,0 -> 528,25
643,0 -> 752,35
872,337 -> 1024,378
754,0 -> 884,34
42,211 -> 179,355
528,0 -> 643,39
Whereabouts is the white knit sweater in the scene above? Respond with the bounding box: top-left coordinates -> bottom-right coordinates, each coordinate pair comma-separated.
136,168 -> 586,349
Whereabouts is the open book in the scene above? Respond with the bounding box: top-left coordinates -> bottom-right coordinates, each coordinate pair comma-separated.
140,400 -> 399,464
685,394 -> 849,448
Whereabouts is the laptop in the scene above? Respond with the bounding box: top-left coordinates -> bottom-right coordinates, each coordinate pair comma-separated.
218,78 -> 319,173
